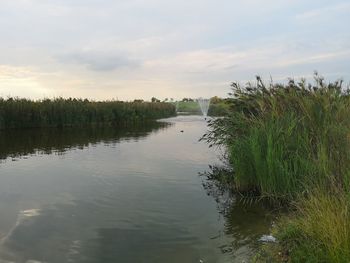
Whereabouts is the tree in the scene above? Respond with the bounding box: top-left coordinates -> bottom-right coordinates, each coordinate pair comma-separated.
210,96 -> 223,104
151,97 -> 160,103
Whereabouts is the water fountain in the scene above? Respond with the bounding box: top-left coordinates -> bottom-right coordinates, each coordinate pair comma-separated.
197,98 -> 210,117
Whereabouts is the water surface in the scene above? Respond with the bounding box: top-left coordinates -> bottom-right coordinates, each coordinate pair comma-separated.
0,116 -> 272,263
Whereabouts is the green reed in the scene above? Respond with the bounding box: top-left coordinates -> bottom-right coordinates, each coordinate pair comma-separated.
204,73 -> 350,200
0,97 -> 176,129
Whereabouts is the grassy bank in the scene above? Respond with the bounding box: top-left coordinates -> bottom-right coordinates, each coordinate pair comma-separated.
0,97 -> 176,129
254,190 -> 350,263
203,74 -> 350,262
176,101 -> 201,114
175,98 -> 230,116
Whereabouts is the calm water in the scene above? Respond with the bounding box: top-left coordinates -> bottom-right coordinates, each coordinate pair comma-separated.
0,116 -> 272,263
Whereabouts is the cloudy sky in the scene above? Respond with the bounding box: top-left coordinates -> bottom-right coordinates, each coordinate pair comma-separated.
0,0 -> 349,100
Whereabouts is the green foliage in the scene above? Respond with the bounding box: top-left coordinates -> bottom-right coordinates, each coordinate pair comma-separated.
272,191 -> 350,263
208,97 -> 230,116
151,97 -> 161,103
204,73 -> 350,200
0,97 -> 176,129
176,101 -> 201,114
175,97 -> 229,116
181,98 -> 194,102
204,73 -> 350,262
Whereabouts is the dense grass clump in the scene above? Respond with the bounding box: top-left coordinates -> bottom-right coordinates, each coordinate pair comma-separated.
204,73 -> 350,262
274,191 -> 350,263
254,190 -> 350,263
0,98 -> 176,129
204,73 -> 350,200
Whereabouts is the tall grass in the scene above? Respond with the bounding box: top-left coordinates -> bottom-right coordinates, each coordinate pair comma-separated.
204,73 -> 350,262
275,191 -> 350,263
0,97 -> 176,129
204,73 -> 350,200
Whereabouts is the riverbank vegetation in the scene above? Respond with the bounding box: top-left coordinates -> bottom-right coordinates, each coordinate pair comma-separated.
0,98 -> 175,129
176,101 -> 201,114
203,73 -> 350,262
175,97 -> 230,116
208,96 -> 230,116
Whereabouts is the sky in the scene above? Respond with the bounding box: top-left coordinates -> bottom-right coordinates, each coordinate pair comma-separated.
0,0 -> 349,101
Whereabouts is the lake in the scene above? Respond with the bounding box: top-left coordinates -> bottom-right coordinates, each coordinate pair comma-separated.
0,116 -> 272,263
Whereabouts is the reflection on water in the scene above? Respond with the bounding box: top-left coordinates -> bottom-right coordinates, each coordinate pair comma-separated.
202,166 -> 274,261
0,116 -> 272,263
0,122 -> 170,161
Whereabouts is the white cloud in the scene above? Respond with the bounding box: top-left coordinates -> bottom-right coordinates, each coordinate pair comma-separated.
0,0 -> 349,100
0,65 -> 51,98
56,51 -> 139,71
296,2 -> 350,20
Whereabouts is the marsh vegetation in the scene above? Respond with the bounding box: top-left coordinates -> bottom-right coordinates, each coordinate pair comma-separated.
0,98 -> 175,129
203,73 -> 350,262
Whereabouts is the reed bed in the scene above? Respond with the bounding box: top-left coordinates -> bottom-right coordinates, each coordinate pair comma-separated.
204,73 -> 350,262
0,97 -> 176,129
204,73 -> 350,200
